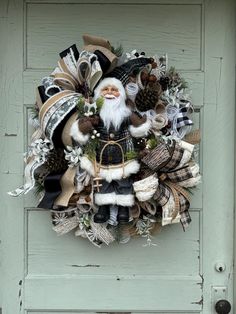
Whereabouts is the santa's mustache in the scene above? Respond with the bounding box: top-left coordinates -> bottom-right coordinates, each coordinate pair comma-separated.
104,94 -> 117,99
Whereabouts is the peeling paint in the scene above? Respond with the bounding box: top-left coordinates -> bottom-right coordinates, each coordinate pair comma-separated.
191,296 -> 203,305
18,279 -> 23,313
4,133 -> 17,136
196,274 -> 204,289
70,264 -> 100,268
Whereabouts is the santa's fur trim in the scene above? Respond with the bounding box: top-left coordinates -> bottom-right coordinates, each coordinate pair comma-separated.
129,119 -> 151,138
80,156 -> 96,176
95,192 -> 134,206
70,120 -> 90,145
94,77 -> 126,100
99,160 -> 140,182
80,156 -> 140,182
95,192 -> 116,205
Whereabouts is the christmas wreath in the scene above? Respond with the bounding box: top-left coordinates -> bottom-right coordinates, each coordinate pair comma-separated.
9,34 -> 201,247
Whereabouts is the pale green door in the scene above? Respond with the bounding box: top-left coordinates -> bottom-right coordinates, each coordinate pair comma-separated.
0,0 -> 235,313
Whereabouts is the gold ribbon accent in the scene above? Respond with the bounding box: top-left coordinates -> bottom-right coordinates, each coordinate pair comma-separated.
54,167 -> 77,207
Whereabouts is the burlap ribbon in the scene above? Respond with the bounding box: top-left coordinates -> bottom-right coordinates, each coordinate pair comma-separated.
184,129 -> 201,144
53,167 -> 77,207
53,45 -> 103,92
82,33 -> 117,74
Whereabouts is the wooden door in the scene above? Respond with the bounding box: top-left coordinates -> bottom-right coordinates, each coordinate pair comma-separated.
0,0 -> 235,313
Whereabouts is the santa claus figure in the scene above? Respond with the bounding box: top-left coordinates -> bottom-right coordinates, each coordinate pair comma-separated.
70,77 -> 151,223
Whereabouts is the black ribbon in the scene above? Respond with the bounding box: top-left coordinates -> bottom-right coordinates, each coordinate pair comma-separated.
38,85 -> 49,104
38,172 -> 65,209
59,44 -> 80,61
94,50 -> 111,73
107,57 -> 152,86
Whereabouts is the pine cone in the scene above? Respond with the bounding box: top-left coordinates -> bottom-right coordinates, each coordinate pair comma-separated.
159,76 -> 170,91
135,87 -> 159,112
44,149 -> 68,173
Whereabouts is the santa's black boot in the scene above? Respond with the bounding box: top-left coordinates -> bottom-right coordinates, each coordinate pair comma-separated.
117,206 -> 129,223
94,205 -> 110,223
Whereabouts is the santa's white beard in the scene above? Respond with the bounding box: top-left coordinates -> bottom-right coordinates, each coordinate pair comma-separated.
100,95 -> 131,131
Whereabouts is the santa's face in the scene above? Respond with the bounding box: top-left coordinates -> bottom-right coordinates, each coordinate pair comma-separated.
100,84 -> 120,99
99,84 -> 131,131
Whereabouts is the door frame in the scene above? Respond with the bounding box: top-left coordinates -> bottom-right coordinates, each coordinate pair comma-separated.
0,0 -> 236,313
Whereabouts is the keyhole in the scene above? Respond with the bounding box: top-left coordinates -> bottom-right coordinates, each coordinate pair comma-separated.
215,262 -> 226,272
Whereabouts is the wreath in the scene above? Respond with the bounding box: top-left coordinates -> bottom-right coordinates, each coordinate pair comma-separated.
9,34 -> 201,247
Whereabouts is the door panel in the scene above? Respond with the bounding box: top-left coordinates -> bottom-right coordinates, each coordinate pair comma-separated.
23,2 -> 203,312
26,3 -> 202,70
1,0 -> 235,313
27,210 -> 200,276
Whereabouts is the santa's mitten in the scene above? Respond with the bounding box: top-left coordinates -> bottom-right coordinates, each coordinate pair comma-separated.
78,117 -> 94,134
89,115 -> 100,127
130,112 -> 147,126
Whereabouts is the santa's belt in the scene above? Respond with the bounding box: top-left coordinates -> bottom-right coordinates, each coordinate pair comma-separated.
99,135 -> 130,144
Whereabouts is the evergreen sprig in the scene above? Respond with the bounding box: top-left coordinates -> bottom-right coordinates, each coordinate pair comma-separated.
111,44 -> 123,57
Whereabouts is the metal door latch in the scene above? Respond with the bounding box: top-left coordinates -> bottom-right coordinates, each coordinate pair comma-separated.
212,286 -> 231,313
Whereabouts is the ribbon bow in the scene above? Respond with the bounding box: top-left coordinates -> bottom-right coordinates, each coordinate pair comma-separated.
53,49 -> 103,94
166,103 -> 193,138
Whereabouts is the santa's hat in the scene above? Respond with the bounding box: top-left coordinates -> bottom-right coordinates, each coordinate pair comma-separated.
94,77 -> 126,101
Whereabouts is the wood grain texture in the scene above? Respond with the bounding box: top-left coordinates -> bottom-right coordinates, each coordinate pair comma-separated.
202,0 -> 235,313
25,275 -> 202,311
25,3 -> 202,71
0,1 -> 25,313
26,210 -> 200,276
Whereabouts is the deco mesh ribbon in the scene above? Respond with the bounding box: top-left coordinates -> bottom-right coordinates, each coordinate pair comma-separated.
9,34 -> 201,247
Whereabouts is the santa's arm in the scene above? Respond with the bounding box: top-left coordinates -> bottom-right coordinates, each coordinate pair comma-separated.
70,116 -> 99,145
70,120 -> 90,145
129,112 -> 151,138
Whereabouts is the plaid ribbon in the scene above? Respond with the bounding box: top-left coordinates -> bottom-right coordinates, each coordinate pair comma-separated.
180,210 -> 192,230
153,182 -> 171,206
164,165 -> 194,183
179,193 -> 190,213
154,178 -> 191,227
141,142 -> 172,171
107,57 -> 151,86
160,143 -> 184,171
175,106 -> 193,130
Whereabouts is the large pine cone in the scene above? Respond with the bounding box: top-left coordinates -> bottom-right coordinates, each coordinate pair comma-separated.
44,148 -> 68,173
135,86 -> 159,112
